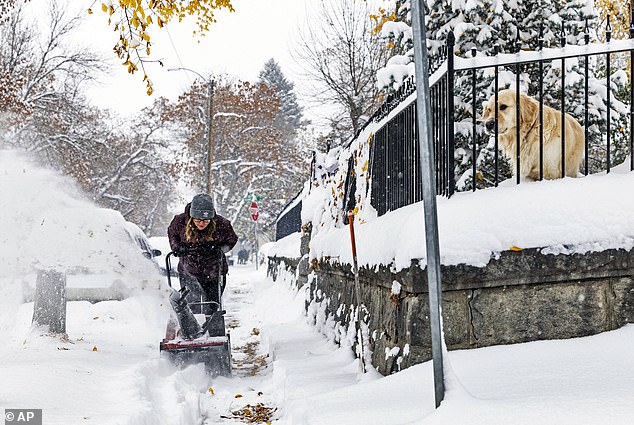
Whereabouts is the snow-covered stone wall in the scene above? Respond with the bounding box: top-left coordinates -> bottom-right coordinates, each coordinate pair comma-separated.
268,244 -> 634,375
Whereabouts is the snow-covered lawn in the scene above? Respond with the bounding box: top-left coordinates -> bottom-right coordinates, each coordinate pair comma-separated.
2,263 -> 634,424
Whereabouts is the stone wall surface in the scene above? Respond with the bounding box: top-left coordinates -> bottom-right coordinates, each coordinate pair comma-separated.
268,245 -> 634,376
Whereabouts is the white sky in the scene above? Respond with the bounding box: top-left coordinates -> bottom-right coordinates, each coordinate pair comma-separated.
60,0 -> 312,114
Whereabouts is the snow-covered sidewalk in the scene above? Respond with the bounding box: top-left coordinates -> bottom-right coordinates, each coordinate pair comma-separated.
2,264 -> 634,424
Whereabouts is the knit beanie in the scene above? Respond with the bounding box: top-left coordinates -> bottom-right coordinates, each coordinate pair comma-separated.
190,193 -> 216,219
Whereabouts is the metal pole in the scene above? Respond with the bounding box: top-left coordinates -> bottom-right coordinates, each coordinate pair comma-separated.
206,80 -> 214,195
411,0 -> 445,408
254,221 -> 259,271
167,68 -> 214,194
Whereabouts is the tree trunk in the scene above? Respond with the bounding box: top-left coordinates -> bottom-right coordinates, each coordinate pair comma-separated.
32,269 -> 66,334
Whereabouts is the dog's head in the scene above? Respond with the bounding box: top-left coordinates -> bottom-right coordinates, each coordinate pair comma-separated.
481,89 -> 538,136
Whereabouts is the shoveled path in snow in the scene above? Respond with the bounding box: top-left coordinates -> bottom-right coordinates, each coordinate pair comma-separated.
197,264 -> 365,424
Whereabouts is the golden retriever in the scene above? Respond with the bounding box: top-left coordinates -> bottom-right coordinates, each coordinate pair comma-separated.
481,89 -> 585,180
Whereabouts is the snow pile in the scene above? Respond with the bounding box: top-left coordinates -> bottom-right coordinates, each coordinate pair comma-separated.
266,232 -> 301,258
0,150 -> 163,337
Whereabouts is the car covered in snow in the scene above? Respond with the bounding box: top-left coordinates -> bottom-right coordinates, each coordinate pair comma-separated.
22,208 -> 163,303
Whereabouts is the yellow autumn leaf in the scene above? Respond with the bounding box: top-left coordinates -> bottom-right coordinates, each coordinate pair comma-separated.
88,8 -> 93,14
208,387 -> 215,395
361,160 -> 368,172
101,3 -> 107,12
92,346 -> 98,352
136,5 -> 146,19
509,246 -> 523,252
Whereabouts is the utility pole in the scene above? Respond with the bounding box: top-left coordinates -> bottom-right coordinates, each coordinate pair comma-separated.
411,0 -> 445,408
168,67 -> 214,195
205,80 -> 214,195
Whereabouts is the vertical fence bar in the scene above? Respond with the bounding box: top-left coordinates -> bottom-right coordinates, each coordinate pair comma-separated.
429,86 -> 442,194
515,29 -> 521,184
494,44 -> 500,186
377,127 -> 387,215
437,80 -> 442,195
414,103 -> 423,203
539,25 -> 544,180
397,112 -> 404,208
606,17 -> 612,173
440,78 -> 446,197
390,118 -> 397,209
631,14 -> 634,171
471,48 -> 477,191
434,85 -> 439,194
383,122 -> 392,213
409,102 -> 413,204
447,37 -> 456,197
561,23 -> 567,178
440,81 -> 445,196
584,20 -> 590,175
433,85 -> 439,194
442,77 -> 448,196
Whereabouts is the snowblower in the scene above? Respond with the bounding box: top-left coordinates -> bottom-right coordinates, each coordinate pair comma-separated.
159,250 -> 232,376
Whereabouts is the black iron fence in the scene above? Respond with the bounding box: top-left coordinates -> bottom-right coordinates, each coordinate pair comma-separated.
368,25 -> 634,216
277,21 -> 634,227
275,193 -> 302,241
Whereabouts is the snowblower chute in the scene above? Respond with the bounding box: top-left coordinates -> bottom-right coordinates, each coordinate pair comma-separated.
159,251 -> 232,377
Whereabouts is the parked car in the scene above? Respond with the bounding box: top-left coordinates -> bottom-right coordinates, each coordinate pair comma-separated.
22,208 -> 163,303
124,220 -> 162,266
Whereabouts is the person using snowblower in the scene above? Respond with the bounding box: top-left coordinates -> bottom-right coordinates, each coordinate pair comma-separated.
167,193 -> 238,315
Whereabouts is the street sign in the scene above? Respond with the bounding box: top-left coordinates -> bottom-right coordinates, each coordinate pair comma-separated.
249,201 -> 259,221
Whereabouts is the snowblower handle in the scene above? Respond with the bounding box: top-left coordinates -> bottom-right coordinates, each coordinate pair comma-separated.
165,252 -> 174,288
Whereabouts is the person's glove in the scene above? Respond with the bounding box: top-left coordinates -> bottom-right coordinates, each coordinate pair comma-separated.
172,245 -> 190,257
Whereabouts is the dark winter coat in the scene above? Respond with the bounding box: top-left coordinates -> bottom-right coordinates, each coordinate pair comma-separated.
167,203 -> 238,281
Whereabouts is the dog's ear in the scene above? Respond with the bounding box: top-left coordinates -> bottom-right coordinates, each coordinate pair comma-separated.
519,93 -> 539,134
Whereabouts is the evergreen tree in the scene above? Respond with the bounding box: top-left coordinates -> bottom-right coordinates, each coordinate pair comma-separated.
375,0 -> 629,190
258,58 -> 304,135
